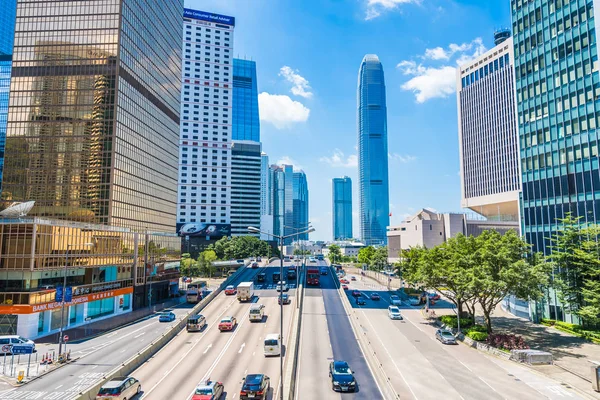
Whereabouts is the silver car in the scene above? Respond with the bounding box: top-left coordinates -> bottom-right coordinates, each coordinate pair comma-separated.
435,329 -> 457,345
96,376 -> 141,400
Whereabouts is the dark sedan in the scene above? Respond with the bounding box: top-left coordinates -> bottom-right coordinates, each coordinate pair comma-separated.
370,293 -> 381,300
329,360 -> 357,392
355,297 -> 366,306
351,290 -> 361,298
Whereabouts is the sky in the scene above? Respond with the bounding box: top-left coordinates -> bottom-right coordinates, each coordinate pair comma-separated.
185,0 -> 512,241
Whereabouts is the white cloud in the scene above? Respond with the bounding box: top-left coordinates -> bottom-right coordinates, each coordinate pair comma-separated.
258,92 -> 310,129
365,0 -> 420,20
320,150 -> 358,168
389,153 -> 417,163
397,38 -> 486,103
276,156 -> 303,170
279,66 -> 313,99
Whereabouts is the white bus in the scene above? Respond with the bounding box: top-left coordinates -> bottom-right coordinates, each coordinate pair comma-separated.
264,333 -> 281,356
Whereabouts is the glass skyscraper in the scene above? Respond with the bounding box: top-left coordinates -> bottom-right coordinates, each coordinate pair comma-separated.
293,171 -> 309,241
333,176 -> 353,240
357,54 -> 390,246
0,1 -> 16,192
512,0 -> 598,322
233,59 -> 260,141
4,0 -> 183,232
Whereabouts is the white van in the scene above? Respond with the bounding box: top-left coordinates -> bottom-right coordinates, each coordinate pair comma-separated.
249,304 -> 265,322
0,335 -> 35,354
264,333 -> 281,356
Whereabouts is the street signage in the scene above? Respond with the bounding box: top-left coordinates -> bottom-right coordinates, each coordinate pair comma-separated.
1,344 -> 11,353
65,286 -> 72,303
63,335 -> 69,342
55,286 -> 63,302
55,286 -> 73,303
11,346 -> 33,354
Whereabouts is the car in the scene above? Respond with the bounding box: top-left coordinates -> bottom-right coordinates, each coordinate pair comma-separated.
224,285 -> 237,295
355,297 -> 366,305
428,292 -> 441,301
240,374 -> 270,400
329,360 -> 357,392
435,329 -> 457,344
257,272 -> 266,282
290,255 -> 294,260
192,379 -> 224,400
257,257 -> 262,262
309,257 -> 317,263
370,293 -> 381,301
409,297 -> 421,306
350,276 -> 357,281
159,311 -> 176,322
278,293 -> 290,305
351,290 -> 361,298
252,262 -> 259,268
342,284 -> 349,290
0,336 -> 35,354
218,316 -> 237,331
96,376 -> 141,400
320,267 -> 328,275
390,295 -> 401,306
276,281 -> 289,292
340,278 -> 349,284
388,306 -> 402,320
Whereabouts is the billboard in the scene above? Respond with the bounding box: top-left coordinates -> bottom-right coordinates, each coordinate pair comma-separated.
183,8 -> 235,26
177,223 -> 231,237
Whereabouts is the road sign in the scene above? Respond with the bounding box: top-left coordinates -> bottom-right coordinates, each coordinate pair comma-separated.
63,335 -> 69,342
65,286 -> 72,303
1,344 -> 11,353
55,286 -> 63,302
11,346 -> 33,355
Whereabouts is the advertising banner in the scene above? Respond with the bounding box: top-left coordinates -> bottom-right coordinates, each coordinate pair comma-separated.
177,223 -> 231,237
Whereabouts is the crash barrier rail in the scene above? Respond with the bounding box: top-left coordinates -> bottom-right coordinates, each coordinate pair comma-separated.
284,268 -> 305,400
74,265 -> 249,400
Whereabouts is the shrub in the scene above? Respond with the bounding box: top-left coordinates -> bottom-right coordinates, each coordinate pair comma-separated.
485,333 -> 529,350
555,321 -> 581,332
467,324 -> 487,333
540,318 -> 556,326
467,331 -> 488,341
439,315 -> 473,329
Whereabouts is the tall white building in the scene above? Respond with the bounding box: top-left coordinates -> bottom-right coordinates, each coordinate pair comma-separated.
177,9 -> 235,230
260,152 -> 274,240
456,31 -> 521,222
231,141 -> 262,237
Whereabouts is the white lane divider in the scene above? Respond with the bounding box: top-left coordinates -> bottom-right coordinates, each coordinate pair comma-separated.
203,344 -> 212,354
238,343 -> 245,354
134,332 -> 146,339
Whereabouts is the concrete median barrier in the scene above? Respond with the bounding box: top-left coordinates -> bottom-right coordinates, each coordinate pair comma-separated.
73,266 -> 249,400
283,269 -> 305,400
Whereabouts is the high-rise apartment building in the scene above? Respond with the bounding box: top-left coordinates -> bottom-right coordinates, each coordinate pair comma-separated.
333,176 -> 353,240
512,0 -> 599,322
233,59 -> 259,142
457,32 -> 521,223
4,0 -> 183,232
231,141 -> 262,237
0,1 -> 16,192
177,9 -> 235,234
357,54 -> 390,246
293,171 -> 309,241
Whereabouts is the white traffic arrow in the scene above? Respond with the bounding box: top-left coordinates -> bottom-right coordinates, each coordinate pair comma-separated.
238,343 -> 246,354
203,344 -> 212,354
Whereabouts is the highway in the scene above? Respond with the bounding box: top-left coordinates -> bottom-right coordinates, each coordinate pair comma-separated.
296,262 -> 381,399
134,261 -> 297,400
343,274 -> 586,400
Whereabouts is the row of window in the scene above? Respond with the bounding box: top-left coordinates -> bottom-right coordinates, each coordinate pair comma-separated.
461,54 -> 510,88
522,141 -> 600,172
185,25 -> 231,35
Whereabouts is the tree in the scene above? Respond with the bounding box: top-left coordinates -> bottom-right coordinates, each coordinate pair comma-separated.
209,236 -> 275,260
198,249 -> 217,278
180,253 -> 195,277
358,246 -> 375,266
370,246 -> 388,270
327,244 -> 342,264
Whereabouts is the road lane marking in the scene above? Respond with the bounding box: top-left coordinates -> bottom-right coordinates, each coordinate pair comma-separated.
54,385 -> 63,390
238,343 -> 245,353
134,332 -> 146,339
478,376 -> 505,398
203,344 -> 212,354
458,360 -> 472,372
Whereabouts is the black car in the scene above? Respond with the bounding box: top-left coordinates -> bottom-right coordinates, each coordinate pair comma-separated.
329,361 -> 357,392
257,272 -> 266,282
355,297 -> 366,306
240,374 -> 270,400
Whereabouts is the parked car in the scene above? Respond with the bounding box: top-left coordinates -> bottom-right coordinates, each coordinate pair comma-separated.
329,361 -> 357,392
435,329 -> 457,345
159,311 -> 176,322
388,306 -> 402,320
218,316 -> 237,332
192,379 -> 224,400
370,293 -> 381,301
96,376 -> 141,400
240,374 -> 270,400
224,285 -> 237,295
390,295 -> 401,306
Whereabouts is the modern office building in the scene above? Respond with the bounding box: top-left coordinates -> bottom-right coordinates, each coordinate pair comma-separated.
4,0 -> 182,233
333,176 -> 353,240
231,141 -> 262,237
177,9 -> 235,246
511,0 -> 599,323
233,59 -> 259,141
357,54 -> 390,246
293,171 -> 309,241
0,1 -> 16,192
260,152 -> 274,240
457,32 -> 521,224
272,165 -> 286,241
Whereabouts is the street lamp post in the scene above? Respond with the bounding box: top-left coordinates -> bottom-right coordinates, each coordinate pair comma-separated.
248,225 -> 314,400
58,242 -> 93,356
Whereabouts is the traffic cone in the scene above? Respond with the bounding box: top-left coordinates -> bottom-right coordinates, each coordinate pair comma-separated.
40,354 -> 46,365
47,353 -> 53,365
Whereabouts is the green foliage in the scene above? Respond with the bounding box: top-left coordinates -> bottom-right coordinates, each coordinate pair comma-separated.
540,318 -> 556,326
209,236 -> 274,260
293,249 -> 311,255
464,324 -> 487,333
466,331 -> 489,341
555,321 -> 581,331
197,250 -> 217,277
370,246 -> 388,270
358,246 -> 375,266
327,245 -> 342,264
439,315 -> 473,329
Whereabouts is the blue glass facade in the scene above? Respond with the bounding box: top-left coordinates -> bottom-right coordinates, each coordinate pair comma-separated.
232,59 -> 260,141
293,171 -> 309,241
0,1 -> 16,192
333,176 -> 353,240
357,54 -> 390,246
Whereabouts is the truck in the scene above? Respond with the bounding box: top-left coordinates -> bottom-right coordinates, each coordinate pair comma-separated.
236,282 -> 254,302
306,267 -> 320,286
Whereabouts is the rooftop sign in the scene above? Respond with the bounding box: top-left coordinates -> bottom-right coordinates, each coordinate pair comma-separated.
184,8 -> 235,26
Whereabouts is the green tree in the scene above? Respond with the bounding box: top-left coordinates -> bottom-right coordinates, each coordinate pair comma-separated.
209,236 -> 276,260
327,244 -> 342,264
198,249 -> 217,278
180,253 -> 195,277
370,246 -> 388,270
358,246 -> 375,266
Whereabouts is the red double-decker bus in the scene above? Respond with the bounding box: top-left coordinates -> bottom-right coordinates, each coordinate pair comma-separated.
306,267 -> 320,286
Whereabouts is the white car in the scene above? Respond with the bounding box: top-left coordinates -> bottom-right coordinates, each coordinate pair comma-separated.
276,281 -> 289,292
388,306 -> 402,320
96,376 -> 141,400
409,297 -> 421,306
389,295 -> 401,306
0,335 -> 35,354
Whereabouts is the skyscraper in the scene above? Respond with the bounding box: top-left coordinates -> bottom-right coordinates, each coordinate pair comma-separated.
0,1 -> 16,192
233,59 -> 260,142
231,141 -> 262,237
357,54 -> 390,246
3,0 -> 183,232
260,152 -> 274,240
333,176 -> 353,240
457,32 -> 521,224
177,9 -> 235,232
293,171 -> 309,241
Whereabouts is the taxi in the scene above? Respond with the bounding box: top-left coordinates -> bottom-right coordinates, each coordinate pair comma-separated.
224,285 -> 237,295
191,379 -> 224,400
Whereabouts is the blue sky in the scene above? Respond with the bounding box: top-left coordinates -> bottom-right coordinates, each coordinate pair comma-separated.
185,0 -> 512,241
